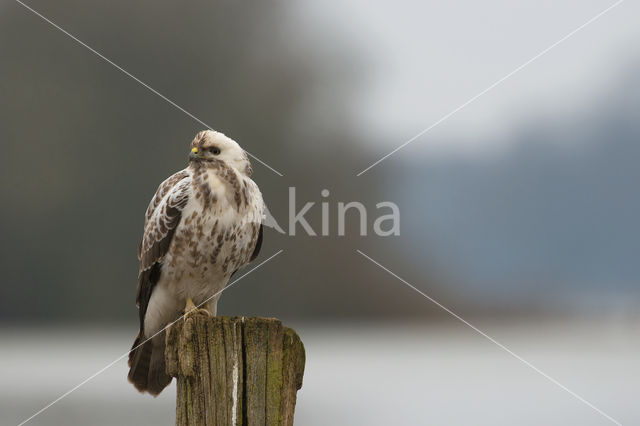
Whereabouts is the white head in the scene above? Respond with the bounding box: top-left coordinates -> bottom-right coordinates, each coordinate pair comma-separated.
188,130 -> 252,176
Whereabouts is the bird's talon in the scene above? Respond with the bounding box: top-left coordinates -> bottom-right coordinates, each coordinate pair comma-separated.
199,307 -> 213,317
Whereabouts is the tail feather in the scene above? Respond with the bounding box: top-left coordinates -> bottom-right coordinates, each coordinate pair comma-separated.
128,332 -> 172,396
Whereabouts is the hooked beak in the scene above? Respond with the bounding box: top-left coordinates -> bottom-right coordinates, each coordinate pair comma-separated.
189,147 -> 200,161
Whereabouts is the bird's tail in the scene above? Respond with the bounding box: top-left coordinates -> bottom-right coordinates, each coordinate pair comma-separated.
127,331 -> 172,396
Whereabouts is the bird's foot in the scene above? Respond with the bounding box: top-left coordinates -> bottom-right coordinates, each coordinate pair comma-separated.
198,306 -> 213,317
184,296 -> 213,317
184,296 -> 198,314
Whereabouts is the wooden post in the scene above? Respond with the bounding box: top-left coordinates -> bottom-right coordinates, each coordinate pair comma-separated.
165,312 -> 305,426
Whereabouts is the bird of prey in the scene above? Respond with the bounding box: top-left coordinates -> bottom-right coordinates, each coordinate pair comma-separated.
128,130 -> 264,396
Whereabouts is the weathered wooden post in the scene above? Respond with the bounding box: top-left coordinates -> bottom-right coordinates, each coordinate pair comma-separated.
165,311 -> 305,426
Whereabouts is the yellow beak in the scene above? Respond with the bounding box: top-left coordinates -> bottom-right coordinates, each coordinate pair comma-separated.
191,147 -> 198,153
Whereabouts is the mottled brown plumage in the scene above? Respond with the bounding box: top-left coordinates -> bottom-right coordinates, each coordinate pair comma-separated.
128,130 -> 264,396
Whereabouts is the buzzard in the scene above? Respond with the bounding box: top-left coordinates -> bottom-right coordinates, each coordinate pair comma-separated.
128,130 -> 264,396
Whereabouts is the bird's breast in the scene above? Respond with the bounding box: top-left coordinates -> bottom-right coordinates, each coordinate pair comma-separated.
163,193 -> 259,284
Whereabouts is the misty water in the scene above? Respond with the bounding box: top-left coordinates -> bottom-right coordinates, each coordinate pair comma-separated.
3,318 -> 638,426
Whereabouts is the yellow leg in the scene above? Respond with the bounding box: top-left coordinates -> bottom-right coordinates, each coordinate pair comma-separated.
184,296 -> 197,313
184,296 -> 212,316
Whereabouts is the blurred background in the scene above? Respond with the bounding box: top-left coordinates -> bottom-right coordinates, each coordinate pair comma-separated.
1,0 -> 638,424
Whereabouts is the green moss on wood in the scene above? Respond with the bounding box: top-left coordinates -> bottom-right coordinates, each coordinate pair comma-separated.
166,313 -> 305,426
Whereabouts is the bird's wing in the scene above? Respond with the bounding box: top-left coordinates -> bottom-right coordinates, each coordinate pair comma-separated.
250,224 -> 263,262
135,169 -> 191,328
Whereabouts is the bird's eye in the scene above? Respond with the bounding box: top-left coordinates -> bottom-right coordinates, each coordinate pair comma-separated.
210,147 -> 221,155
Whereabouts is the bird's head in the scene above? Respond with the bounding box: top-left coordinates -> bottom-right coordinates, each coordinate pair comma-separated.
188,130 -> 252,176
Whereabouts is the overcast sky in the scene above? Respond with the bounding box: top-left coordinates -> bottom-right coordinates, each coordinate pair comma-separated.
294,0 -> 640,155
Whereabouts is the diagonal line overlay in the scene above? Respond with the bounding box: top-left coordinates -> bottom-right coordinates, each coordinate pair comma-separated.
14,0 -> 284,177
356,0 -> 625,176
356,249 -> 623,426
17,250 -> 284,426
